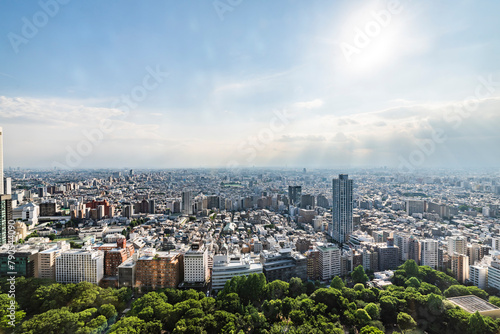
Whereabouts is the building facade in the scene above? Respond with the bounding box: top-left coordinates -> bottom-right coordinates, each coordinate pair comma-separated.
331,174 -> 353,243
317,244 -> 341,281
55,248 -> 104,284
420,239 -> 439,269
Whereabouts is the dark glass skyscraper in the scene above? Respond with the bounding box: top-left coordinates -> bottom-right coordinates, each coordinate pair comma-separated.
331,174 -> 353,244
288,186 -> 302,207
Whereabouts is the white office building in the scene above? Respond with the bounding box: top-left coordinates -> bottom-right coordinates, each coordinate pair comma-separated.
420,239 -> 439,269
318,243 -> 341,280
470,265 -> 488,290
212,253 -> 263,291
184,243 -> 209,283
55,248 -> 104,284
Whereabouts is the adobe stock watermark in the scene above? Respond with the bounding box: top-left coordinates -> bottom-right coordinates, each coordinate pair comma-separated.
398,74 -> 499,173
6,220 -> 18,328
7,0 -> 71,54
213,0 -> 243,21
52,65 -> 168,169
340,0 -> 405,63
226,109 -> 294,171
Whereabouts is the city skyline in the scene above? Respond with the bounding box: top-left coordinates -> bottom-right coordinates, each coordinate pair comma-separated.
1,1 -> 500,169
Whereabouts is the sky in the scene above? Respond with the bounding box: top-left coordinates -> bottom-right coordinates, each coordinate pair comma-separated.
1,0 -> 500,170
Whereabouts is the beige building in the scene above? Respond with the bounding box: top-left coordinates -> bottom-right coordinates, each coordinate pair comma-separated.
36,241 -> 71,279
451,253 -> 469,283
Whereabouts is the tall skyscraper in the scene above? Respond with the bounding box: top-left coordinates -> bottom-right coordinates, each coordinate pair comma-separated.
182,191 -> 193,215
331,174 -> 353,243
288,186 -> 302,207
420,239 -> 439,269
0,194 -> 12,246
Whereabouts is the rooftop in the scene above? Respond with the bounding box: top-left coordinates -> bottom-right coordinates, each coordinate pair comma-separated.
448,295 -> 500,313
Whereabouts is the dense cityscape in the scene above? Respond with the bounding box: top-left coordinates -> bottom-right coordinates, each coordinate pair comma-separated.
2,0 -> 500,333
2,135 -> 500,332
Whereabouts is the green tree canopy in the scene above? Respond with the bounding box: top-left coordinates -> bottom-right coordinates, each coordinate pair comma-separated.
352,265 -> 369,285
330,276 -> 344,290
397,312 -> 417,333
402,260 -> 419,277
364,303 -> 380,320
360,325 -> 385,334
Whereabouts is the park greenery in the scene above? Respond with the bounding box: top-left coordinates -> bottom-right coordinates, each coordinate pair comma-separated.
1,260 -> 500,333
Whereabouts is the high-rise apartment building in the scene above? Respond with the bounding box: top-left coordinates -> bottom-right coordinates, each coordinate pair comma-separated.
182,191 -> 193,215
55,248 -> 104,284
451,253 -> 469,283
317,243 -> 341,281
0,194 -> 12,246
306,248 -> 321,281
184,243 -> 209,283
420,239 -> 439,269
470,265 -> 488,290
448,236 -> 467,256
331,174 -> 353,243
408,237 -> 421,265
488,262 -> 500,291
394,234 -> 410,262
377,238 -> 399,271
467,243 -> 483,266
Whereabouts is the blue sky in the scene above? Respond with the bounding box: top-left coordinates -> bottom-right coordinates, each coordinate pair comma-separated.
1,0 -> 500,170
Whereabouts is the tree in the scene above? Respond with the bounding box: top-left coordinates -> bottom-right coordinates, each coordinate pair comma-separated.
402,260 -> 419,277
467,311 -> 490,334
354,283 -> 365,291
364,303 -> 380,320
355,308 -> 372,327
0,294 -> 25,330
98,304 -> 117,319
360,325 -> 385,334
444,285 -> 471,298
397,312 -> 417,333
265,280 -> 289,300
379,295 -> 401,323
418,281 -> 441,295
289,277 -> 304,298
352,265 -> 369,285
489,296 -> 500,307
330,276 -> 344,290
19,308 -> 81,334
404,277 -> 421,289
